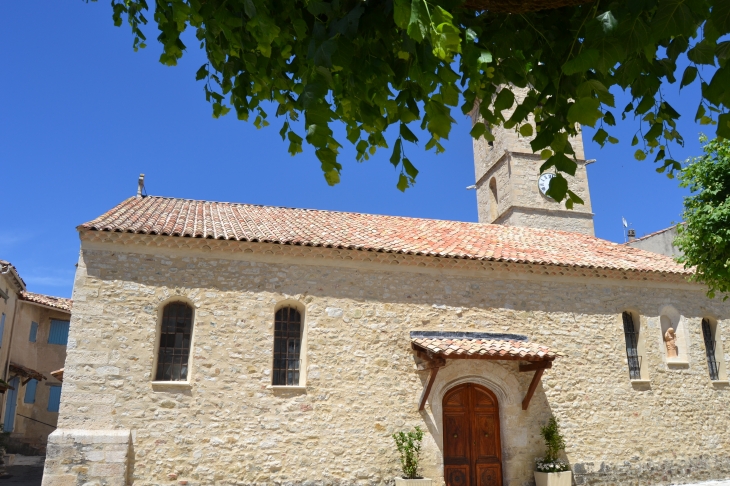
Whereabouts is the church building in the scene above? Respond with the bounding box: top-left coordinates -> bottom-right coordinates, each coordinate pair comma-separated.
41,128 -> 730,486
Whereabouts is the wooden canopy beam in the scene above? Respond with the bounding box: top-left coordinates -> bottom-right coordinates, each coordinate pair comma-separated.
419,366 -> 441,411
522,368 -> 545,410
519,361 -> 552,372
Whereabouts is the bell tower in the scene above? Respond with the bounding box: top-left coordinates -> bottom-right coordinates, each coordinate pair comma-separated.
472,97 -> 595,236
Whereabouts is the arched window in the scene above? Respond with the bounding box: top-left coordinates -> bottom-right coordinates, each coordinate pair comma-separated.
622,311 -> 641,380
488,177 -> 499,222
273,307 -> 302,386
702,318 -> 720,381
155,302 -> 194,382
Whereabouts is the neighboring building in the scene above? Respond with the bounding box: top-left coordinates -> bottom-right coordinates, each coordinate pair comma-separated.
0,260 -> 71,453
626,225 -> 684,258
41,130 -> 730,486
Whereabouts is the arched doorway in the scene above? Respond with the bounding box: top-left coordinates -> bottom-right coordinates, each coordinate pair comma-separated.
443,383 -> 502,486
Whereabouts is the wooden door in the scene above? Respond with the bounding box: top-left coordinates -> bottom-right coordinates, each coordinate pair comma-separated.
443,383 -> 502,486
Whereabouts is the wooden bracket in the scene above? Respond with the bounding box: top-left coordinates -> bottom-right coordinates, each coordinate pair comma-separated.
418,366 -> 441,411
522,367 -> 547,410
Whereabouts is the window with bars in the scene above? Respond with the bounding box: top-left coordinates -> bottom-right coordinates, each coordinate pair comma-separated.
622,311 -> 642,380
702,318 -> 720,381
155,302 -> 194,382
273,307 -> 302,386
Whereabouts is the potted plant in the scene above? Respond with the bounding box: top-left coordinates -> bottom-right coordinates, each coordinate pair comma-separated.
534,418 -> 571,486
392,426 -> 431,486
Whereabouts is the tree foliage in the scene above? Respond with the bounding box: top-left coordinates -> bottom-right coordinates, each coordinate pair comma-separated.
110,0 -> 730,202
676,136 -> 730,300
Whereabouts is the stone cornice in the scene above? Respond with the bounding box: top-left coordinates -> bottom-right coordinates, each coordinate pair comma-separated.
78,229 -> 695,287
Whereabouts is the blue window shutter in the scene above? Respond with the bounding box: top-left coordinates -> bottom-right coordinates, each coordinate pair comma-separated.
29,322 -> 38,342
3,377 -> 19,432
47,386 -> 62,412
0,313 -> 5,347
24,379 -> 37,404
48,320 -> 70,345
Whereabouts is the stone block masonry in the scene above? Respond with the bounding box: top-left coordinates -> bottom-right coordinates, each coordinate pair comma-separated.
42,429 -> 131,486
42,236 -> 730,486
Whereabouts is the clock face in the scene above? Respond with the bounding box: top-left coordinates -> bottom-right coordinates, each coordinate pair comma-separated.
538,173 -> 555,197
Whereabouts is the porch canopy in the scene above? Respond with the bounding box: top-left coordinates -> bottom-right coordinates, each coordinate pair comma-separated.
410,331 -> 559,411
10,362 -> 47,386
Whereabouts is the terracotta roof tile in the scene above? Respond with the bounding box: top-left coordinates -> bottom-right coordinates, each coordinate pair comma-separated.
79,195 -> 690,275
412,337 -> 557,361
0,259 -> 26,291
19,291 -> 72,313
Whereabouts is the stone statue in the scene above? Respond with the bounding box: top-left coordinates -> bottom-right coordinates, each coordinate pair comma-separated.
664,327 -> 678,358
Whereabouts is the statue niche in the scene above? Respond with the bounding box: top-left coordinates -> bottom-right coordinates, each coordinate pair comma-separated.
664,327 -> 678,358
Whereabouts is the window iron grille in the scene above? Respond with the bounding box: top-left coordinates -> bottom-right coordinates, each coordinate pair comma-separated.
702,319 -> 720,381
622,312 -> 641,380
273,307 -> 302,386
155,302 -> 193,382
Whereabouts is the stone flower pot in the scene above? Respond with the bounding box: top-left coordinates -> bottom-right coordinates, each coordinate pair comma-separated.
534,471 -> 572,486
395,478 -> 432,486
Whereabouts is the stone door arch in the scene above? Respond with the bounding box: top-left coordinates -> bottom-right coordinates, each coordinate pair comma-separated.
443,383 -> 502,486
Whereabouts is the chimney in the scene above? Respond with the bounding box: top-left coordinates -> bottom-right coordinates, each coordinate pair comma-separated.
627,229 -> 636,241
137,174 -> 145,198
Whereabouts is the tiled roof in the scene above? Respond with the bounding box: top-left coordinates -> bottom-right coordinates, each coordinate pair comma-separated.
0,259 -> 26,291
79,195 -> 690,275
19,291 -> 72,313
51,369 -> 64,383
412,336 -> 557,361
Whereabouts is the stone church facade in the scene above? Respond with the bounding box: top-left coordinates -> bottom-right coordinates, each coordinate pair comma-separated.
42,133 -> 730,486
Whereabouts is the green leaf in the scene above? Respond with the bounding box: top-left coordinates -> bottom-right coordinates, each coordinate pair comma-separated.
400,124 -> 419,143
635,149 -> 647,161
651,0 -> 699,40
567,98 -> 602,126
710,0 -> 730,32
688,40 -> 717,65
718,113 -> 730,139
593,128 -> 608,146
603,111 -> 616,126
680,66 -> 698,89
243,0 -> 257,18
545,174 -> 568,201
402,157 -> 419,179
397,173 -> 409,192
478,51 -> 493,65
394,0 -> 411,29
390,138 -> 402,167
540,153 -> 577,176
494,89 -> 515,113
469,122 -> 493,141
279,121 -> 289,141
631,134 -> 639,146
195,64 -> 208,81
519,124 -> 533,137
717,41 -> 730,61
562,49 -> 599,75
608,136 -> 619,144
704,67 -> 730,107
407,0 -> 429,42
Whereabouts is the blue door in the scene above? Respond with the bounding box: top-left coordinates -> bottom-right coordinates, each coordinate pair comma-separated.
3,377 -> 19,432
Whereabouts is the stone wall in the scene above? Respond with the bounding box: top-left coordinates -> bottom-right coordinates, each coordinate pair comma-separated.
43,236 -> 730,486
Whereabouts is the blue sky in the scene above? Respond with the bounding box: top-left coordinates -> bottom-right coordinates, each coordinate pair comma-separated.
0,2 -> 714,298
